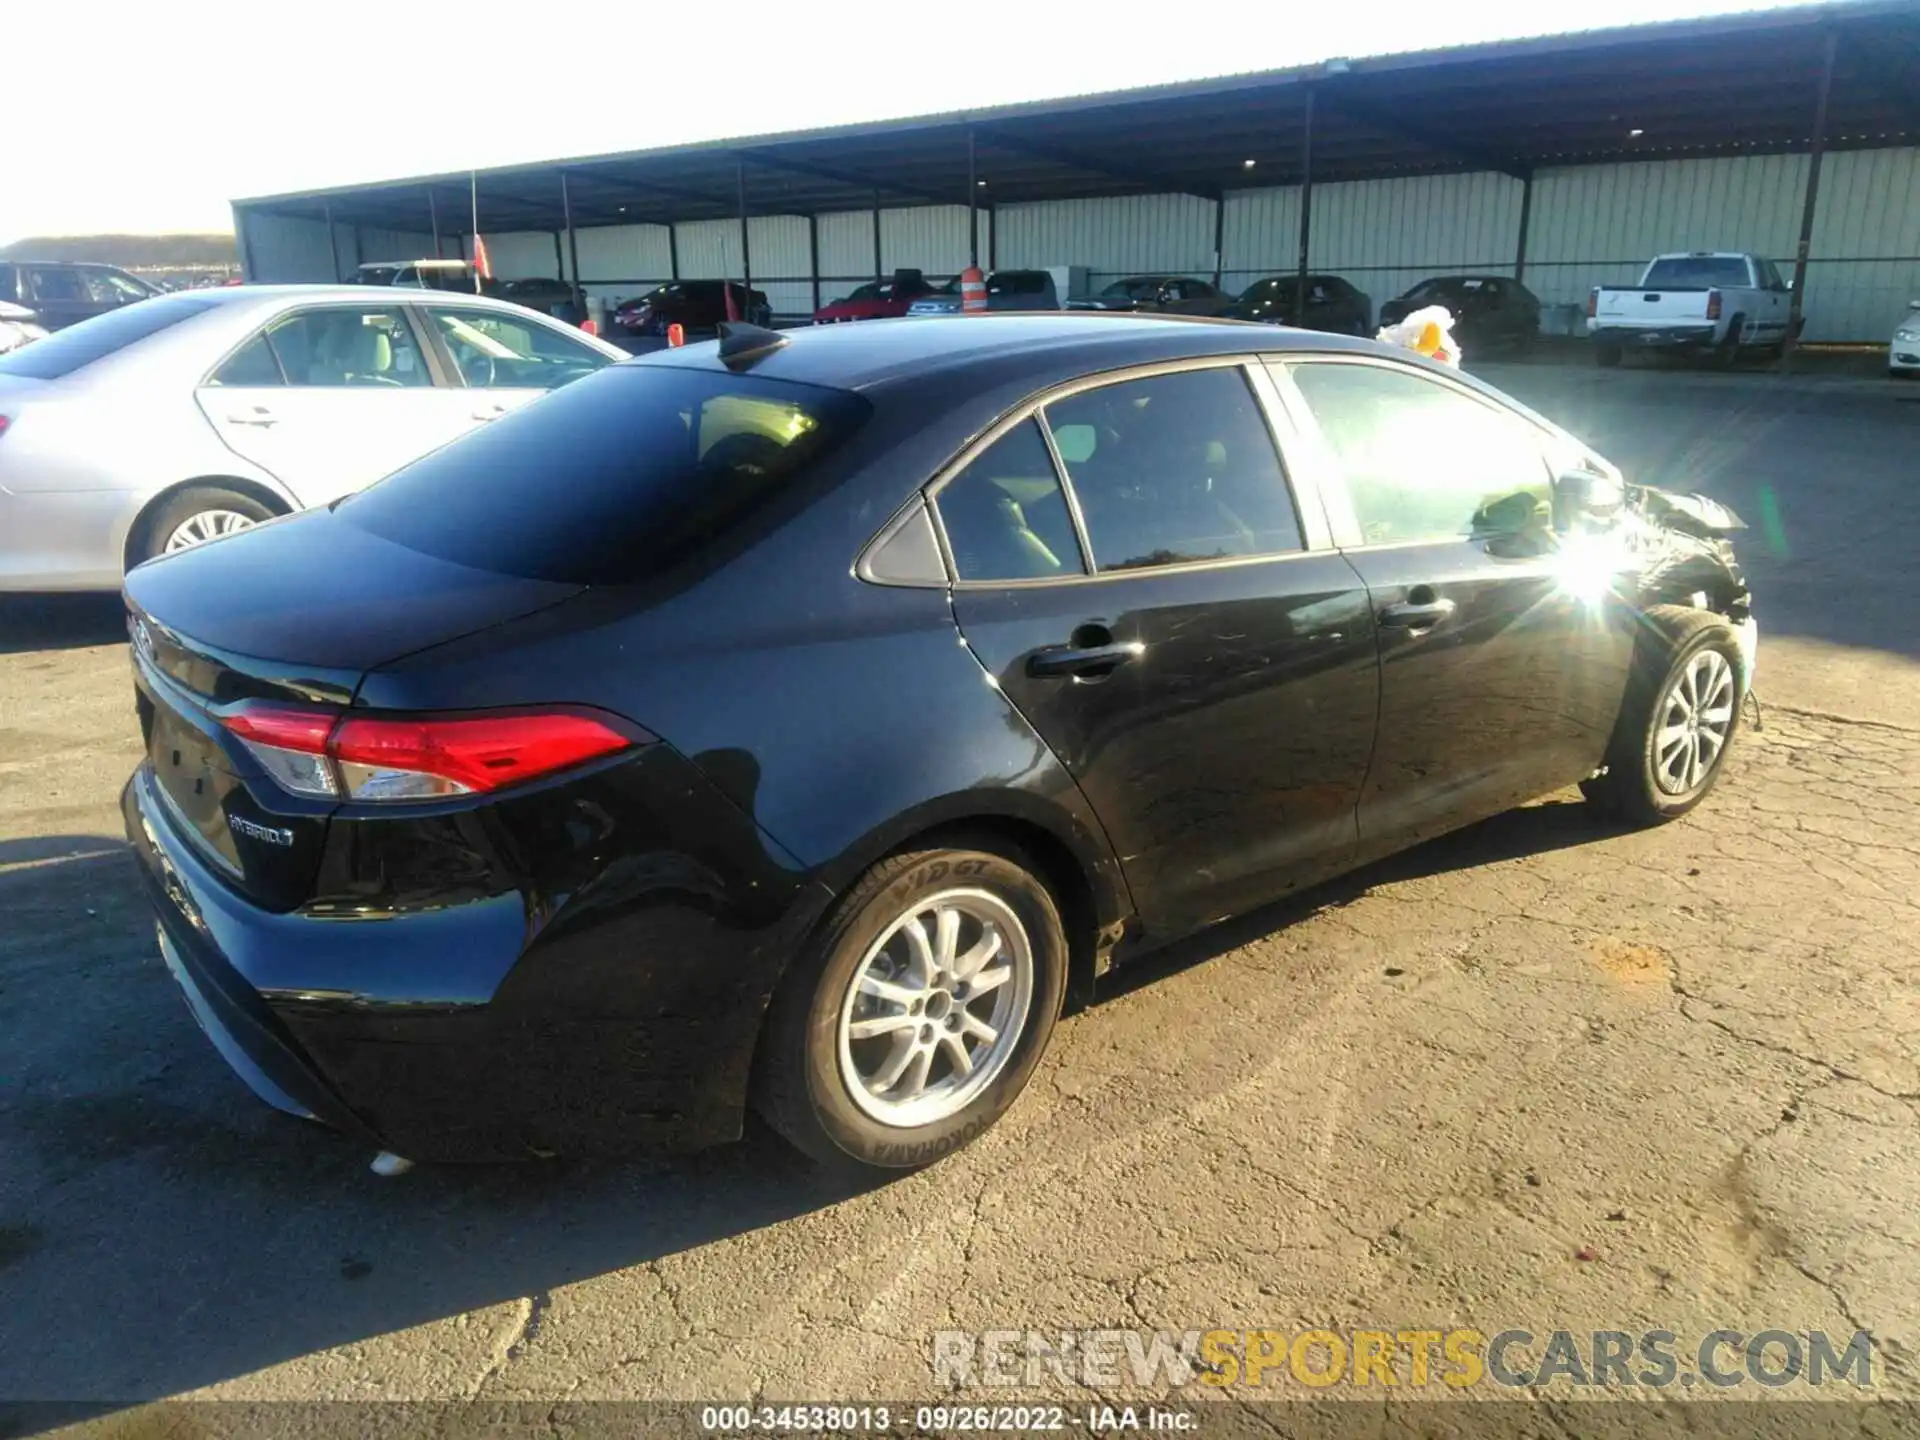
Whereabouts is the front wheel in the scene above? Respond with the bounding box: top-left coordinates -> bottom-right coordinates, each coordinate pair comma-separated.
1582,606 -> 1744,826
754,841 -> 1067,1174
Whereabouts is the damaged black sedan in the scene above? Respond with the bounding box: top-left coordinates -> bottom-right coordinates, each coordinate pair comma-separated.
119,315 -> 1755,1175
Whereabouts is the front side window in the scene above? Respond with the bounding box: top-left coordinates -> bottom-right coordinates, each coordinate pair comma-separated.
430,306 -> 608,390
936,420 -> 1085,582
1043,367 -> 1302,572
1288,362 -> 1552,547
83,269 -> 154,305
262,308 -> 428,387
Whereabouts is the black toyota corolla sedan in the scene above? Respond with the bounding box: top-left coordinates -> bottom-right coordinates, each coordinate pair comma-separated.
120,314 -> 1756,1173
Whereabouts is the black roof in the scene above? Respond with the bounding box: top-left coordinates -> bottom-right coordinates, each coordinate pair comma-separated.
626,313 -> 1373,392
237,2 -> 1920,234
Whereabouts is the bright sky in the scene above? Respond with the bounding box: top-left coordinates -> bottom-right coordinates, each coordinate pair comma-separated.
9,0 -> 1811,244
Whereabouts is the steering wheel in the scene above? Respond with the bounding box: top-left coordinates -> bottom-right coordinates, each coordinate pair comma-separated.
463,352 -> 498,387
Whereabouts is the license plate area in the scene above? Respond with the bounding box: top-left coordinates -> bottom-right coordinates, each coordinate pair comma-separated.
148,699 -> 248,877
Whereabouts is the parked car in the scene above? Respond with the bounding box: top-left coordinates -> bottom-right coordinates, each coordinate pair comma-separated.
1588,252 -> 1795,367
0,285 -> 625,590
908,270 -> 1059,315
0,300 -> 48,354
1225,274 -> 1372,335
356,259 -> 487,293
1379,275 -> 1541,353
118,314 -> 1757,1174
1888,299 -> 1920,377
1072,275 -> 1235,316
813,271 -> 936,323
613,281 -> 772,338
495,277 -> 584,322
0,260 -> 161,332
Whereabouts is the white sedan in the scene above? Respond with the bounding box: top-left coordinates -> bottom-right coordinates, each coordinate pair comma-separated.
0,285 -> 625,591
1891,299 -> 1920,378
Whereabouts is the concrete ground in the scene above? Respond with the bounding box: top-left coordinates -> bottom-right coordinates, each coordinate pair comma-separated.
1,364 -> 1916,1427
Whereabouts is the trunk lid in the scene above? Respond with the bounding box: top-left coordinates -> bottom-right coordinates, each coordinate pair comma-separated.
124,506 -> 580,909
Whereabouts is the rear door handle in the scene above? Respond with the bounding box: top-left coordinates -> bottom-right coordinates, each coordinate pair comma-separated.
471,403 -> 508,421
1027,640 -> 1144,679
225,407 -> 277,427
1379,598 -> 1457,629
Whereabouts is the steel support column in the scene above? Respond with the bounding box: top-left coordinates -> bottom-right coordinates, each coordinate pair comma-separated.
469,172 -> 483,293
668,223 -> 680,282
1295,87 -> 1314,327
1783,27 -> 1838,370
967,128 -> 979,267
427,190 -> 441,256
808,212 -> 821,312
561,172 -> 584,311
324,201 -> 341,281
1212,195 -> 1226,289
873,192 -> 883,281
1514,170 -> 1534,282
736,160 -> 752,296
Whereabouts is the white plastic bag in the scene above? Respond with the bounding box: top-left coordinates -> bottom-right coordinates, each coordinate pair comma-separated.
1375,304 -> 1461,367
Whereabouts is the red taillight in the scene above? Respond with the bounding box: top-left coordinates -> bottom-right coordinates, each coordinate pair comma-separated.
1706,289 -> 1722,320
1586,290 -> 1598,318
220,703 -> 640,803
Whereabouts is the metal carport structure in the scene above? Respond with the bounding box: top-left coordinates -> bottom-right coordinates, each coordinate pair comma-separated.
234,0 -> 1920,342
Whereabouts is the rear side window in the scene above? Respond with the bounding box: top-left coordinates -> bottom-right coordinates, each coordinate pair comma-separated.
990,273 -> 1047,296
936,421 -> 1085,582
0,296 -> 215,379
341,366 -> 871,584
1043,367 -> 1302,572
208,333 -> 285,386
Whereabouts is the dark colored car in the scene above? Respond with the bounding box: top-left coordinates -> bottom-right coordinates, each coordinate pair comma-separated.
120,315 -> 1756,1175
1071,276 -> 1234,316
1226,274 -> 1373,335
813,271 -> 936,323
0,260 -> 161,332
1379,275 -> 1541,353
908,270 -> 1058,315
613,281 -> 772,338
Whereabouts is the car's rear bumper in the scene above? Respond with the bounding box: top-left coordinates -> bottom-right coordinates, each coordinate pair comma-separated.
1590,324 -> 1717,349
122,759 -> 822,1162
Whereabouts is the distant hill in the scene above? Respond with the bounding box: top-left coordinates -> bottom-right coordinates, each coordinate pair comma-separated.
0,234 -> 237,269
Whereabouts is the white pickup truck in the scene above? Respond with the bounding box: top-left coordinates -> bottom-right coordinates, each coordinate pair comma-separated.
1588,252 -> 1798,367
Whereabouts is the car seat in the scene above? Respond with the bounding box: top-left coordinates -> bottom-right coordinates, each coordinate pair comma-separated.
941,477 -> 1066,580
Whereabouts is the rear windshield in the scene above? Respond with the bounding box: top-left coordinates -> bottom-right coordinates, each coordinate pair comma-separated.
990,272 -> 1047,295
0,296 -> 214,379
1643,256 -> 1753,289
340,365 -> 871,585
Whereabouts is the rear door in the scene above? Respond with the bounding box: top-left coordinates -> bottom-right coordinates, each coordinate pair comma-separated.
20,265 -> 99,330
418,302 -> 615,431
195,302 -> 464,505
1275,356 -> 1636,854
944,360 -> 1379,938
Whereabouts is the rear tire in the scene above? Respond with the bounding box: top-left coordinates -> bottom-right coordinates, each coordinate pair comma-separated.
135,486 -> 276,567
753,840 -> 1068,1175
1595,344 -> 1623,368
1582,606 -> 1744,827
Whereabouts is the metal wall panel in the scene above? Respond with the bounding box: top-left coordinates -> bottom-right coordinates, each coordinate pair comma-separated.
817,210 -> 878,287
571,224 -> 674,286
1806,146 -> 1920,343
1220,186 -> 1301,292
236,211 -> 342,281
481,231 -> 559,279
996,193 -> 1217,278
880,205 -> 990,276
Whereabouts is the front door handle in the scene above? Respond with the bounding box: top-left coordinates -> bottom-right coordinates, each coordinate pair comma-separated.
1027,640 -> 1144,680
1379,598 -> 1457,629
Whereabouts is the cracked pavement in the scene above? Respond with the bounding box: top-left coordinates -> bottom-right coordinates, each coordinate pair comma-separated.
0,368 -> 1916,1416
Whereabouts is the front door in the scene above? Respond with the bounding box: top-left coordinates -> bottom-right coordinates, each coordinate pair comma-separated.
942,363 -> 1380,939
1278,356 -> 1636,852
196,303 -> 463,507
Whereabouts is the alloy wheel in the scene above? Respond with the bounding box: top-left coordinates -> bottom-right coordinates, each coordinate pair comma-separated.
163,509 -> 257,554
1654,648 -> 1736,796
836,889 -> 1034,1128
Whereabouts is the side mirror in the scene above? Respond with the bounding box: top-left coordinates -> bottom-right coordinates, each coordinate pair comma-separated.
1556,469 -> 1625,521
1908,299 -> 1920,311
